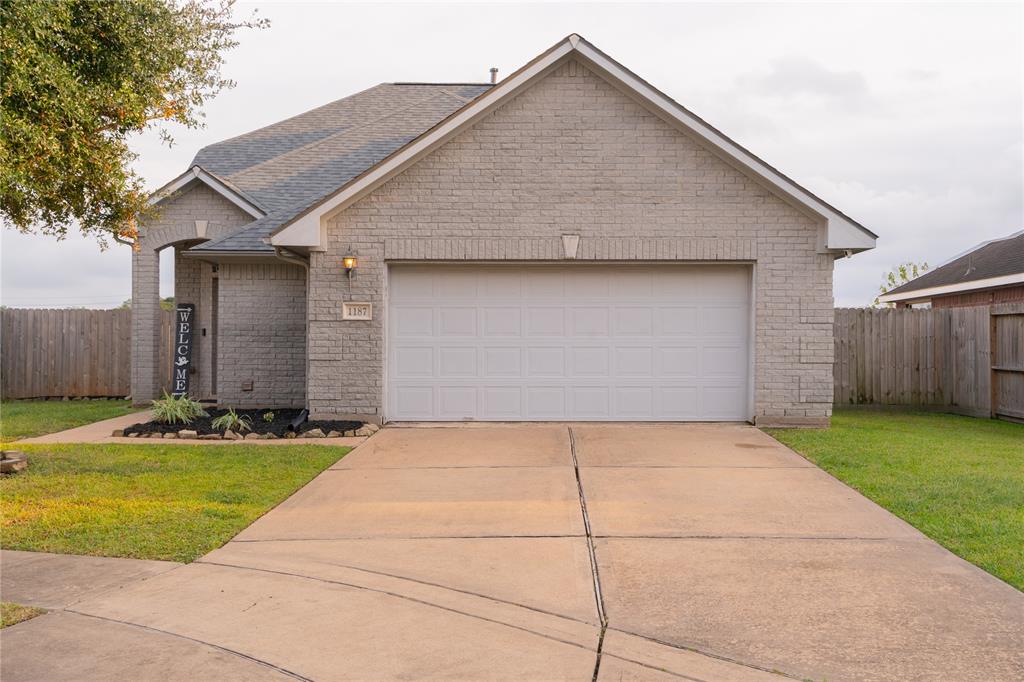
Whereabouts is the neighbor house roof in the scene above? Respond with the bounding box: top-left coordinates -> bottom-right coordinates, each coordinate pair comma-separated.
878,230 -> 1024,304
150,83 -> 492,253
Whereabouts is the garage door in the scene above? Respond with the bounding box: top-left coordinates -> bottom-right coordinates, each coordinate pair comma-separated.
387,264 -> 751,421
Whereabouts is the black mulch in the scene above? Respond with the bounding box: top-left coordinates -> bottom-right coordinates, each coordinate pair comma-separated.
123,408 -> 362,437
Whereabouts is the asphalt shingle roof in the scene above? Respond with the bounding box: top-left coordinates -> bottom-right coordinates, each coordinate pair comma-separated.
186,83 -> 492,253
886,231 -> 1024,296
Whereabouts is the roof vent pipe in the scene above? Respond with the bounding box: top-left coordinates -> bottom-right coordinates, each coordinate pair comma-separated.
489,67 -> 498,84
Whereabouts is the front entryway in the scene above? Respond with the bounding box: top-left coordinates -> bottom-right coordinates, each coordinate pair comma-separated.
386,264 -> 752,421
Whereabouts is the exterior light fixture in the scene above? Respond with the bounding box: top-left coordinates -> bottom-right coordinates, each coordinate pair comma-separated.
342,254 -> 358,280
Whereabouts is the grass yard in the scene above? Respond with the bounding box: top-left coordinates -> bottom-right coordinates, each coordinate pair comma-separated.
1,399 -> 138,441
0,443 -> 349,562
0,602 -> 46,628
767,410 -> 1024,591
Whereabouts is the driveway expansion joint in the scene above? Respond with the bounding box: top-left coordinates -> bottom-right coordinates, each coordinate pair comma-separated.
568,427 -> 609,681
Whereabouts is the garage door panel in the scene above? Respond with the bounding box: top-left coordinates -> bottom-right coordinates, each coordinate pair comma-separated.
658,306 -> 699,336
525,271 -> 565,297
527,347 -> 565,377
438,347 -> 477,377
613,307 -> 654,336
615,347 -> 654,377
570,308 -> 610,336
387,265 -> 750,421
396,347 -> 434,378
612,270 -> 654,298
483,386 -> 522,418
394,306 -> 434,337
701,304 -> 747,336
570,347 -> 610,377
571,386 -> 611,417
565,271 -> 609,298
482,347 -> 521,377
615,386 -> 654,417
526,307 -> 565,336
702,345 -> 746,377
396,386 -> 434,418
438,307 -> 476,336
658,386 -> 700,418
483,271 -> 522,297
527,386 -> 566,418
439,386 -> 476,418
482,307 -> 521,336
658,346 -> 698,377
702,385 -> 747,419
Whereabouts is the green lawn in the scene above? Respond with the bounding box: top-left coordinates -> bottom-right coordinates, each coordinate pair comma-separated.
767,410 -> 1024,591
0,443 -> 349,562
1,602 -> 46,628
1,399 -> 138,441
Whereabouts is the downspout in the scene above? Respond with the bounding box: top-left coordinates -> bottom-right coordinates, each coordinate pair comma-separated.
274,247 -> 312,416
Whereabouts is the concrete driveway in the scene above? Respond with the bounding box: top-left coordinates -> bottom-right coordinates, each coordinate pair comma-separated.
3,424 -> 1022,681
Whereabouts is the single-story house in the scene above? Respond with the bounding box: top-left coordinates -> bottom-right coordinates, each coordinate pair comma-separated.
878,230 -> 1024,308
131,34 -> 877,426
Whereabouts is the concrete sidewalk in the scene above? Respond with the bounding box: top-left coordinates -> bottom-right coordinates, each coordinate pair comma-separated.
2,424 -> 1022,681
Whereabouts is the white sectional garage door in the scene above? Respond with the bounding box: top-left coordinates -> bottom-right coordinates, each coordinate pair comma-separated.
387,264 -> 751,421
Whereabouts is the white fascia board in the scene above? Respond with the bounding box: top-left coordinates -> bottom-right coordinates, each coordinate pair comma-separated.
272,35 -> 876,252
877,272 -> 1024,303
149,166 -> 264,219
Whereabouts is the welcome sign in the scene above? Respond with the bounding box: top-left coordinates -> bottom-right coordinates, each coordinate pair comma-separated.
171,303 -> 195,397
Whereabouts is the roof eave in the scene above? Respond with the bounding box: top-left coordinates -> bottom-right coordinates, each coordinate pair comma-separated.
148,166 -> 266,220
270,34 -> 877,252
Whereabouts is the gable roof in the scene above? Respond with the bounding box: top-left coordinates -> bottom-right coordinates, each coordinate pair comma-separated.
878,230 -> 1024,303
150,83 -> 492,253
270,34 -> 877,253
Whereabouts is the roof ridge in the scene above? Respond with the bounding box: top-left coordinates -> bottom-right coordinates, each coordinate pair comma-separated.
228,88 -> 470,183
191,83 -> 389,163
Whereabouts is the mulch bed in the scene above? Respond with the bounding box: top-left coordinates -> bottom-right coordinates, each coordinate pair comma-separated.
123,408 -> 362,438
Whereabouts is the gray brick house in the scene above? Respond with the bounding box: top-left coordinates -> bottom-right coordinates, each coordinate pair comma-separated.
133,35 -> 876,426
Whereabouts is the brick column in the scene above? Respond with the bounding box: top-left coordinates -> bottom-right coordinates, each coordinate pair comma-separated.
131,247 -> 162,405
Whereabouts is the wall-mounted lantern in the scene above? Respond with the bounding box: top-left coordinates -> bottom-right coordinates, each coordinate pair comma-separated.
342,253 -> 358,280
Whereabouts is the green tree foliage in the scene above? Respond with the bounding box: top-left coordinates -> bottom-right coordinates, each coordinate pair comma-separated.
0,0 -> 267,246
874,261 -> 929,307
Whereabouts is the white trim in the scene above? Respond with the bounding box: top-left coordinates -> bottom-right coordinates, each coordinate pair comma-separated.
878,272 -> 1024,303
149,166 -> 264,219
271,35 -> 876,253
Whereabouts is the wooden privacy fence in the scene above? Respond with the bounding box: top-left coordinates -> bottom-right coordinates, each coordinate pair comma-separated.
1,308 -> 174,399
834,304 -> 1024,420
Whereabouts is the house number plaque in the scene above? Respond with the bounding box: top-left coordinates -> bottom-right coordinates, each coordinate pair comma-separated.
342,302 -> 373,321
171,303 -> 195,397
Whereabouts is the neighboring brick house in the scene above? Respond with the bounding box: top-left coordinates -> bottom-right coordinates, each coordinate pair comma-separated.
878,230 -> 1024,309
133,35 -> 876,426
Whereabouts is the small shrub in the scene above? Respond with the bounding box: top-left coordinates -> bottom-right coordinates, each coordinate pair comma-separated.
150,392 -> 207,425
262,411 -> 275,423
211,408 -> 252,433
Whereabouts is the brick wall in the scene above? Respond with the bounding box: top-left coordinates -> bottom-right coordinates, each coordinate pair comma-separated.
131,182 -> 253,403
311,58 -> 836,426
217,262 -> 307,408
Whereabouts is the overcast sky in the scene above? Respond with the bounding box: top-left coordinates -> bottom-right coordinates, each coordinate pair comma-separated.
2,1 -> 1021,308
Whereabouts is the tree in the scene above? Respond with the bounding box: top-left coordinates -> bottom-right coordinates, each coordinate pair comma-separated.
0,0 -> 267,247
120,296 -> 175,310
874,261 -> 929,307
